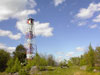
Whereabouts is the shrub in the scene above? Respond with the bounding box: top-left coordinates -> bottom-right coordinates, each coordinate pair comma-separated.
86,66 -> 94,71
38,66 -> 46,71
46,66 -> 54,71
94,67 -> 100,70
19,69 -> 29,75
68,60 -> 73,67
0,50 -> 10,72
6,58 -> 15,73
47,55 -> 55,66
24,59 -> 37,71
38,57 -> 48,66
11,58 -> 21,73
25,61 -> 33,71
13,44 -> 26,63
6,58 -> 21,73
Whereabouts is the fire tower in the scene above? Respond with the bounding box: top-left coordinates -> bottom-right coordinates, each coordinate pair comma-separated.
26,18 -> 35,59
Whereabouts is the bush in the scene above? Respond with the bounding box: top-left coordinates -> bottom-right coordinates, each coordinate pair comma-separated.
86,66 -> 94,71
0,50 -> 10,72
19,69 -> 29,75
25,60 -> 35,71
47,55 -> 56,66
11,58 -> 21,72
13,44 -> 26,63
38,57 -> 48,66
6,58 -> 15,73
94,67 -> 100,70
6,58 -> 21,73
38,66 -> 46,71
46,66 -> 54,71
68,60 -> 73,67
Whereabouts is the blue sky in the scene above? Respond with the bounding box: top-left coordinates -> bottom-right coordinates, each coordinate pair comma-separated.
0,0 -> 100,61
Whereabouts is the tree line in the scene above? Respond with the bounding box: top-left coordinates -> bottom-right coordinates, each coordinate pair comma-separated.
0,44 -> 100,74
0,44 -> 57,74
67,44 -> 100,71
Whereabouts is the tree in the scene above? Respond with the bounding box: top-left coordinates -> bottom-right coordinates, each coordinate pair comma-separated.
0,49 -> 10,72
33,53 -> 48,66
87,44 -> 95,67
11,58 -> 21,73
6,58 -> 21,73
80,53 -> 88,66
59,59 -> 67,67
67,60 -> 73,66
70,57 -> 80,66
47,55 -> 55,66
13,44 -> 26,63
94,46 -> 100,67
6,58 -> 15,73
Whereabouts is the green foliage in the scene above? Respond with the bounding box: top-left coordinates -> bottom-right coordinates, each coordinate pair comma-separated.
95,47 -> 100,67
59,59 -> 67,67
0,49 -> 10,72
87,44 -> 95,67
70,57 -> 80,66
47,55 -> 55,66
25,53 -> 48,71
32,53 -> 48,66
86,66 -> 94,71
46,66 -> 54,71
38,57 -> 48,66
68,60 -> 73,66
80,53 -> 88,66
94,67 -> 100,70
25,60 -> 35,71
6,58 -> 21,73
11,58 -> 21,73
79,44 -> 95,68
38,66 -> 46,71
59,62 -> 63,67
6,58 -> 15,73
19,69 -> 29,75
13,44 -> 26,63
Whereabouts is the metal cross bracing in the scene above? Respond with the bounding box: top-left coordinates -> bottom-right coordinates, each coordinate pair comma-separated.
25,18 -> 36,59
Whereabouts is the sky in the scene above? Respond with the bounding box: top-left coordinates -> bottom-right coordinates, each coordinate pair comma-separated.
0,0 -> 100,62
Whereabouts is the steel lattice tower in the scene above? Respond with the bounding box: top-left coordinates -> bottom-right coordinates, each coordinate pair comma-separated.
26,18 -> 35,59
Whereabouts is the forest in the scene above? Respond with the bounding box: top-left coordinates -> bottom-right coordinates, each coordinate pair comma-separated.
0,44 -> 100,75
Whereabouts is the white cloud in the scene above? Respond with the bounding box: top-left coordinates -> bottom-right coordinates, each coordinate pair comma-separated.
0,29 -> 21,40
16,20 -> 53,37
89,24 -> 98,29
66,52 -> 75,57
78,21 -> 87,26
76,47 -> 85,52
56,52 -> 64,55
76,3 -> 100,19
56,56 -> 63,62
93,15 -> 100,22
0,0 -> 37,21
53,0 -> 65,6
13,10 -> 37,20
0,0 -> 53,38
0,43 -> 15,53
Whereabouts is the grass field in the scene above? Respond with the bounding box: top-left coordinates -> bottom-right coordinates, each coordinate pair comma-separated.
34,66 -> 100,75
1,66 -> 100,75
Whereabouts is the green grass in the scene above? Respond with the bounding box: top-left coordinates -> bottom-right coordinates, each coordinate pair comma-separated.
34,66 -> 100,75
1,66 -> 100,75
